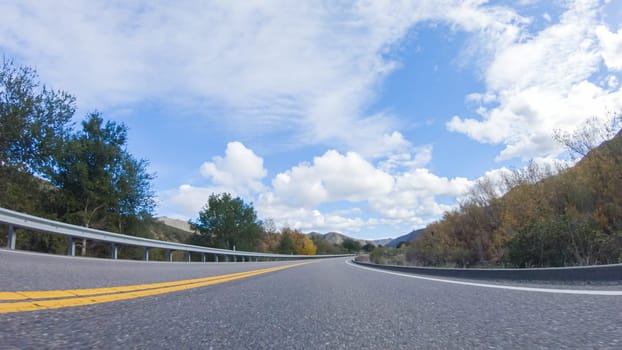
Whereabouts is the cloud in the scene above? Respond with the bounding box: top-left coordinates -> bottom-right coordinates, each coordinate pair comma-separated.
255,192 -> 373,233
160,142 -> 473,236
0,0 -> 529,160
369,168 -> 472,223
0,0 -> 404,157
158,141 -> 266,218
270,147 -> 473,230
158,184 -> 222,220
378,144 -> 433,172
596,25 -> 622,70
447,0 -> 622,161
272,150 -> 394,207
200,141 -> 266,194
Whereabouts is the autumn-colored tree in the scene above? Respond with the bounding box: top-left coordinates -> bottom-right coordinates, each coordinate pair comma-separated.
278,227 -> 317,255
255,218 -> 282,253
408,123 -> 622,267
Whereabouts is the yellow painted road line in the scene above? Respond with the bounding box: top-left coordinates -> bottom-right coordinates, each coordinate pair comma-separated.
0,266 -> 293,301
0,262 -> 309,314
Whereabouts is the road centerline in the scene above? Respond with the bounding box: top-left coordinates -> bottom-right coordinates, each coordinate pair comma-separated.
0,262 -> 310,313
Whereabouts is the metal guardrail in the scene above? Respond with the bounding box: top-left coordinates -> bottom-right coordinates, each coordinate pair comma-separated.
0,207 -> 352,262
352,260 -> 622,283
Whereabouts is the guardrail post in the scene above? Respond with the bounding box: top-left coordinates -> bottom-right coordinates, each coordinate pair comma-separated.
186,252 -> 191,263
233,255 -> 237,262
201,253 -> 206,263
7,225 -> 16,249
111,243 -> 118,260
214,254 -> 219,263
67,237 -> 75,256
166,249 -> 173,262
144,247 -> 149,261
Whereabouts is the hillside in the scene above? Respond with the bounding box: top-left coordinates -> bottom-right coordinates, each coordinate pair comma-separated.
408,128 -> 622,267
156,217 -> 193,233
385,229 -> 425,248
373,238 -> 393,246
150,219 -> 193,244
309,231 -> 373,246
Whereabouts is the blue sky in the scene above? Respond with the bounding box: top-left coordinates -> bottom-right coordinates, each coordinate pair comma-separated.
1,0 -> 621,239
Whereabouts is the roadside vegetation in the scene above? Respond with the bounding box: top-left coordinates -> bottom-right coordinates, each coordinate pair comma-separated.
0,59 -> 161,259
371,117 -> 622,268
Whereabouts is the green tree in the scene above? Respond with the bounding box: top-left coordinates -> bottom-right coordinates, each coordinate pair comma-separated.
341,238 -> 361,253
0,59 -> 74,217
361,243 -> 375,253
50,113 -> 155,246
277,232 -> 295,254
0,58 -> 75,174
52,113 -> 121,226
0,59 -> 156,256
190,193 -> 263,251
111,154 -> 156,233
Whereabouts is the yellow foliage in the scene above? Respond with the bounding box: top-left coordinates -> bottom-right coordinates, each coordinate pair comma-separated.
280,227 -> 317,255
295,235 -> 317,255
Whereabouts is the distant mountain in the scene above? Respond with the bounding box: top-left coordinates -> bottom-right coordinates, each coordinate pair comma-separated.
385,228 -> 425,248
156,217 -> 193,233
372,238 -> 393,246
141,217 -> 194,245
308,231 -> 372,246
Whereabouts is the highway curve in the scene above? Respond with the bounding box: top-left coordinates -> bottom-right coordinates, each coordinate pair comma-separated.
1,249 -> 621,349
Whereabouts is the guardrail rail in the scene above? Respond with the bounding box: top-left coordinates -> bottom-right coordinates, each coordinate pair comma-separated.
0,207 -> 352,262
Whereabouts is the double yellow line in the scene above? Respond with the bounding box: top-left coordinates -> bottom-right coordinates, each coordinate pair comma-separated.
0,262 -> 308,314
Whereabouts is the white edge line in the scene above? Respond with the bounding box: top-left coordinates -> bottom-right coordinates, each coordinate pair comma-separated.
346,259 -> 622,296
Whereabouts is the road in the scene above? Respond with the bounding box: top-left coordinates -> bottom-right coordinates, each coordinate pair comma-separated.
1,249 -> 621,349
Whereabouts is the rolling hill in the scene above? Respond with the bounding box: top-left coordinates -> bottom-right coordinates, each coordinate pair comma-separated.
385,229 -> 425,248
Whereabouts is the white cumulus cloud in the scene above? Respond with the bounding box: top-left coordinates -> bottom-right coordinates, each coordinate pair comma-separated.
369,168 -> 472,223
272,150 -> 394,207
447,0 -> 622,161
199,141 -> 267,194
596,25 -> 622,70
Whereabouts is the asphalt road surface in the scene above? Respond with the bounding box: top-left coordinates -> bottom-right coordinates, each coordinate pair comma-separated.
1,249 -> 621,349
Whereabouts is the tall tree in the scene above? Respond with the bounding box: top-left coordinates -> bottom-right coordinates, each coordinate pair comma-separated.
0,59 -> 156,256
0,59 -> 75,216
0,58 -> 75,174
111,154 -> 156,233
51,113 -> 155,232
190,193 -> 263,251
